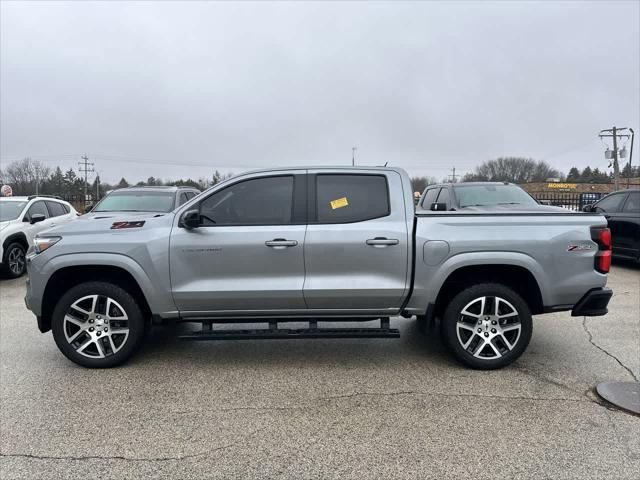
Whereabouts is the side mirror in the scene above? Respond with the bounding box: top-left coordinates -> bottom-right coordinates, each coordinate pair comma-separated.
582,204 -> 594,212
179,209 -> 200,229
30,213 -> 46,225
430,202 -> 447,211
84,205 -> 93,214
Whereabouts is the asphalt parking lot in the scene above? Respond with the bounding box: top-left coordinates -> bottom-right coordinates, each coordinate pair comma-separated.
1,263 -> 638,479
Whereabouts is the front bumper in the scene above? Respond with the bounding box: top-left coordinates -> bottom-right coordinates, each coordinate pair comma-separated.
571,288 -> 613,317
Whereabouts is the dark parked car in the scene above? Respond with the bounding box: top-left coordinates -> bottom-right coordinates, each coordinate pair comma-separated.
418,182 -> 542,211
584,189 -> 640,262
86,186 -> 200,215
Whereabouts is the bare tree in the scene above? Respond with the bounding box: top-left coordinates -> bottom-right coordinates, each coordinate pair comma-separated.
462,157 -> 560,183
3,158 -> 51,195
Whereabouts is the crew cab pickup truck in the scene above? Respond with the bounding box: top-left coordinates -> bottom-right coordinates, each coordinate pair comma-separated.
24,167 -> 613,369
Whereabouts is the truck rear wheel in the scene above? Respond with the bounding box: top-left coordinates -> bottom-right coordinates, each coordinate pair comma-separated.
51,282 -> 146,368
441,283 -> 532,369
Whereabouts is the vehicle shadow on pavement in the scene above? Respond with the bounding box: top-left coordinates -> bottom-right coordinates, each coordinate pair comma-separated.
131,317 -> 457,369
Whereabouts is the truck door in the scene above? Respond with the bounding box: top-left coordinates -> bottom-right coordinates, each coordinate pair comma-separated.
303,171 -> 410,313
169,173 -> 308,314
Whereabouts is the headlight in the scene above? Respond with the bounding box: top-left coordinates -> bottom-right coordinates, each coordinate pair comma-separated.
33,236 -> 61,254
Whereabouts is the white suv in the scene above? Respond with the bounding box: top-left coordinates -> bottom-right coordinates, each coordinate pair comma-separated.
0,196 -> 78,278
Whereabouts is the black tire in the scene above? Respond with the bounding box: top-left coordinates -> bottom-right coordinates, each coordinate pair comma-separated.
1,242 -> 27,278
52,282 -> 146,368
441,283 -> 532,370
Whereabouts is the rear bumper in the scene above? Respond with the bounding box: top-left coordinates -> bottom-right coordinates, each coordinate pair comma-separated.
571,288 -> 613,317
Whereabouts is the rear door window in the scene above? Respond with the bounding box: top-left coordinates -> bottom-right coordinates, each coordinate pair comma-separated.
315,174 -> 389,224
622,192 -> 640,213
46,201 -> 67,217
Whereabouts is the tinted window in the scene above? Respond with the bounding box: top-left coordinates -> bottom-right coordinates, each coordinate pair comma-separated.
622,192 -> 640,213
436,188 -> 450,208
94,191 -> 176,213
316,174 -> 389,223
200,176 -> 294,226
595,193 -> 626,213
454,184 -> 537,208
26,201 -> 49,220
46,201 -> 67,217
178,192 -> 189,206
421,188 -> 439,209
185,191 -> 196,200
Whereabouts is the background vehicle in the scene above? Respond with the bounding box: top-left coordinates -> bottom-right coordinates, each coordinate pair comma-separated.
25,167 -> 612,369
0,196 -> 78,278
418,182 -> 549,211
85,186 -> 200,214
584,189 -> 640,262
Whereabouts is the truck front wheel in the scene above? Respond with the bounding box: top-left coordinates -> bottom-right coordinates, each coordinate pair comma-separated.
51,282 -> 146,368
441,283 -> 533,369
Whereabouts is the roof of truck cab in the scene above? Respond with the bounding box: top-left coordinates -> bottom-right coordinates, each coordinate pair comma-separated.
232,165 -> 410,176
110,186 -> 200,193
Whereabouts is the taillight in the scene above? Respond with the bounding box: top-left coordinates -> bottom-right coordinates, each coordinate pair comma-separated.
591,227 -> 611,274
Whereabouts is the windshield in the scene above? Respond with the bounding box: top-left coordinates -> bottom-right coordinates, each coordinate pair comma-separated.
454,184 -> 538,208
93,191 -> 175,213
0,200 -> 28,222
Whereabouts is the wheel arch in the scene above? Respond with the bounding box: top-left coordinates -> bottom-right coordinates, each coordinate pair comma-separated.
40,264 -> 153,333
433,263 -> 544,319
2,232 -> 29,252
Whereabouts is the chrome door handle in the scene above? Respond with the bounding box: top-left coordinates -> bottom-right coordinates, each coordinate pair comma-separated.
265,238 -> 298,248
366,237 -> 399,246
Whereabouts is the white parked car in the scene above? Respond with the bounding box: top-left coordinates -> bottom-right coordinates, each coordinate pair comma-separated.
0,196 -> 78,278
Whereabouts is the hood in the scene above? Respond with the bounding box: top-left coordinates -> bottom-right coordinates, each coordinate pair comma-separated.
0,221 -> 11,232
42,211 -> 174,236
457,204 -> 576,214
81,211 -> 170,220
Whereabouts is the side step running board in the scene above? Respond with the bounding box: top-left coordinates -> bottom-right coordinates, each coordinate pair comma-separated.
179,317 -> 399,341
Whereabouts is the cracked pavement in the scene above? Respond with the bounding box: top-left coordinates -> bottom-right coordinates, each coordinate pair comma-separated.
1,262 -> 639,479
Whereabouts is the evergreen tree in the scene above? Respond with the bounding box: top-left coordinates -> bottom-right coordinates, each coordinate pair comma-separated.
566,167 -> 581,181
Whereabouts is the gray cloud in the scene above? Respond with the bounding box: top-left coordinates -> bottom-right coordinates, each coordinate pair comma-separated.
1,1 -> 638,183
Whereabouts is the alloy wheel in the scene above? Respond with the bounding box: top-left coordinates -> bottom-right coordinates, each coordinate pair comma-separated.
456,296 -> 522,359
8,246 -> 25,275
63,295 -> 130,359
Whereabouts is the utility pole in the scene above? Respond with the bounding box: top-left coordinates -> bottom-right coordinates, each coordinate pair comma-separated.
628,129 -> 635,189
78,155 -> 94,207
352,146 -> 357,166
599,127 -> 631,191
448,166 -> 458,183
612,126 -> 619,191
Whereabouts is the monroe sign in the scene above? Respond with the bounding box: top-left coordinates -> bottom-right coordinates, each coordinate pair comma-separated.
547,183 -> 577,189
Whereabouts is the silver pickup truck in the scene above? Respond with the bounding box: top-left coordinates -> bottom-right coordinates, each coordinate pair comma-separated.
25,166 -> 613,369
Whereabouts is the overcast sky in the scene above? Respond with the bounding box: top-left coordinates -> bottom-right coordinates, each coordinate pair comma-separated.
1,1 -> 638,184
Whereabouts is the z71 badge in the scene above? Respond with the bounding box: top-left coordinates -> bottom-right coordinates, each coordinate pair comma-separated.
567,243 -> 593,252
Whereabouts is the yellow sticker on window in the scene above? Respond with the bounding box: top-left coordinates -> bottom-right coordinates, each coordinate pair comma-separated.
330,197 -> 349,209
